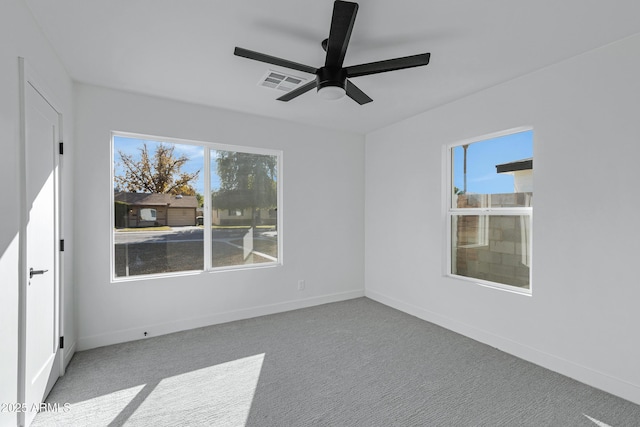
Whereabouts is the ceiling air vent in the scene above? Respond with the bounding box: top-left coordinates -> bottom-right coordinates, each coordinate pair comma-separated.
258,70 -> 308,92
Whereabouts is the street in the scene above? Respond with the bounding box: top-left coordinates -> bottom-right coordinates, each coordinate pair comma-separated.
114,226 -> 276,244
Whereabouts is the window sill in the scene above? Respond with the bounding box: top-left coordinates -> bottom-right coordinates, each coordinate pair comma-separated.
447,273 -> 532,296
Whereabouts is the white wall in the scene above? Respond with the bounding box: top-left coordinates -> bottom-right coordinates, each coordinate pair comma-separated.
0,1 -> 76,426
365,34 -> 640,404
74,84 -> 365,350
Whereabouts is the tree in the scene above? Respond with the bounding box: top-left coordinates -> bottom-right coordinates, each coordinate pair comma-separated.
195,193 -> 204,208
212,151 -> 277,227
115,143 -> 199,195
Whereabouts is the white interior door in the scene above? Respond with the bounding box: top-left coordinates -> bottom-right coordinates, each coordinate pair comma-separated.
22,77 -> 61,427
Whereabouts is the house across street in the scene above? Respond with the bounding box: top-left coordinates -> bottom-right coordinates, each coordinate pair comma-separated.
114,192 -> 198,227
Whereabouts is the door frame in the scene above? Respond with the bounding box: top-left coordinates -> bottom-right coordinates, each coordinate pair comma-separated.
17,57 -> 65,426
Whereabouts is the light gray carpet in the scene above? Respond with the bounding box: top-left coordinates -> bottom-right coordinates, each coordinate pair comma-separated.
33,298 -> 640,426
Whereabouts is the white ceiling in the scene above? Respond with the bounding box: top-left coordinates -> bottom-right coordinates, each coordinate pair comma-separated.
25,0 -> 640,134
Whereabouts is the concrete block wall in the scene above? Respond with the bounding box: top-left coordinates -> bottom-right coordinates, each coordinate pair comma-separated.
453,192 -> 532,288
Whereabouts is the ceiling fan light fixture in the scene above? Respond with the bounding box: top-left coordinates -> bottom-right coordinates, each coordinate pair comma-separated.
317,85 -> 346,100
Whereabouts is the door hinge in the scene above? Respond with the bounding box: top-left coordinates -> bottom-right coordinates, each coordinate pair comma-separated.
60,239 -> 65,251
59,336 -> 64,349
59,142 -> 64,155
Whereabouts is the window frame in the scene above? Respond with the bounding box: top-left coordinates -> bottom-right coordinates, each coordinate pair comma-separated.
110,131 -> 283,282
444,127 -> 533,295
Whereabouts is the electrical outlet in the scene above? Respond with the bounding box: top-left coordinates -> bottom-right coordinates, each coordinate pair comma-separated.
297,280 -> 306,291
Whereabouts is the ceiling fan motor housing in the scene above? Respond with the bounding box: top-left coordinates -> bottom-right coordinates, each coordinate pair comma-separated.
316,66 -> 347,91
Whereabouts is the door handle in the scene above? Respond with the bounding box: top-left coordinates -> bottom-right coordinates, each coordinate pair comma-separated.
29,268 -> 49,279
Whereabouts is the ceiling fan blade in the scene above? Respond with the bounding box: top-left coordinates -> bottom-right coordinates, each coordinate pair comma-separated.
345,53 -> 430,78
325,1 -> 358,69
345,80 -> 372,105
234,47 -> 317,75
277,80 -> 317,102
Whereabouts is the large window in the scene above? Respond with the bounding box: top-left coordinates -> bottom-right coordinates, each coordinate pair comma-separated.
447,128 -> 533,293
112,133 -> 281,280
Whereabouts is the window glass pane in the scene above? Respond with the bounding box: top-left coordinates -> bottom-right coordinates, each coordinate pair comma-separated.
113,136 -> 204,277
452,130 -> 533,209
452,215 -> 531,289
210,150 -> 278,268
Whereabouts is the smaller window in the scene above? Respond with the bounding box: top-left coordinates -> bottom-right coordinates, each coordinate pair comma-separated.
447,128 -> 533,293
228,209 -> 244,217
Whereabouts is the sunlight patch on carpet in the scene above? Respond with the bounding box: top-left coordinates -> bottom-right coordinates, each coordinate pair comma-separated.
39,384 -> 146,426
584,414 -> 613,427
126,353 -> 265,426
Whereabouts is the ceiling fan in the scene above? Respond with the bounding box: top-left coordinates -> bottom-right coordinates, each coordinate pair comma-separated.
234,0 -> 431,105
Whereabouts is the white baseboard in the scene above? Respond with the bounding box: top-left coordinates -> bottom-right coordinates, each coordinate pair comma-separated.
365,289 -> 640,406
77,289 -> 364,351
63,340 -> 76,369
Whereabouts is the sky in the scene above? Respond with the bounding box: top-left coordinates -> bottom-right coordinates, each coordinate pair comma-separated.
452,130 -> 533,194
113,135 -> 218,194
115,131 -> 531,197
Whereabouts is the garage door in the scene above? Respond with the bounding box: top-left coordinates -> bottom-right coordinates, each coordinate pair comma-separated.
167,208 -> 195,226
